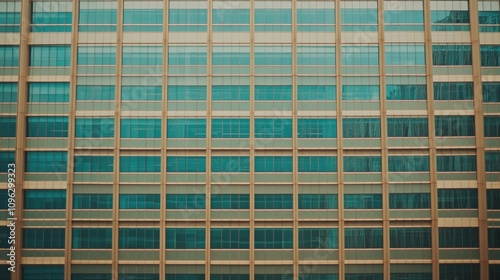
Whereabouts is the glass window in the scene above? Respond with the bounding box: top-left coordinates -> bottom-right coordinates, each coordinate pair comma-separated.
79,1 -> 117,32
298,156 -> 337,172
211,194 -> 249,209
167,274 -> 204,280
385,44 -> 425,65
255,156 -> 293,172
434,82 -> 473,100
342,85 -> 379,100
28,82 -> 69,102
76,85 -> 115,100
437,155 -> 476,172
166,228 -> 205,249
211,274 -> 248,280
0,151 -> 15,173
384,1 -> 424,31
299,228 -> 338,249
390,227 -> 431,248
386,84 -> 426,100
435,116 -> 475,136
298,118 -> 336,138
342,118 -> 381,138
167,156 -> 206,172
255,194 -> 293,209
391,273 -> 431,280
169,9 -> 207,32
440,264 -> 479,280
432,45 -> 472,65
0,117 -> 15,137
23,228 -> 65,248
30,46 -> 70,67
297,8 -> 335,32
74,156 -> 113,172
254,228 -> 293,249
168,46 -> 207,65
24,190 -> 66,209
0,83 -> 17,102
211,156 -> 250,172
491,265 -> 500,280
430,1 -> 470,31
255,46 -> 292,65
298,194 -> 338,209
119,228 -> 160,249
166,194 -> 206,209
25,151 -> 67,172
487,189 -> 500,209
120,194 -> 160,209
387,117 -> 428,137
73,194 -> 113,209
75,118 -> 114,138
342,46 -> 379,65
123,1 -> 163,32
255,118 -> 292,138
72,228 -> 112,249
212,8 -> 250,32
344,228 -> 383,248
0,1 -> 20,32
486,151 -> 500,172
388,156 -> 429,172
298,46 -> 335,65
255,9 -> 292,32
22,265 -> 64,280
488,228 -> 500,248
478,2 -> 500,32
119,156 -> 161,172
123,46 -> 162,66
0,46 -> 19,67
297,85 -> 336,101
120,118 -> 161,138
31,1 -> 72,32
26,116 -> 68,137
212,85 -> 250,101
255,85 -> 292,100
438,189 -> 478,209
167,85 -> 206,100
389,193 -> 430,209
211,228 -> 249,249
212,118 -> 250,138
343,156 -> 381,172
344,194 -> 382,209
213,46 -> 250,65
341,1 -> 378,31
78,46 -> 116,65
167,119 -> 206,138
485,116 -> 500,137
439,227 -> 479,248
481,45 -> 500,66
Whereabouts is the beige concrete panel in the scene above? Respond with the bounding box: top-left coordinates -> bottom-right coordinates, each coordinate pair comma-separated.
486,182 -> 500,188
386,110 -> 428,116
431,32 -> 471,43
254,32 -> 292,44
120,111 -> 162,117
297,111 -> 337,117
341,32 -> 378,44
0,33 -> 19,45
29,33 -> 71,44
169,32 -> 208,44
436,180 -> 478,189
78,32 -> 117,44
384,32 -> 425,43
213,32 -> 250,44
27,76 -> 70,82
341,110 -> 381,117
344,260 -> 384,264
211,111 -> 251,117
480,33 -> 500,45
482,75 -> 500,82
75,111 -> 115,117
123,32 -> 163,44
433,75 -> 473,82
297,33 -> 335,44
433,110 -> 475,116
254,111 -> 293,117
21,257 -> 66,264
166,111 -> 210,117
0,76 -> 18,82
23,181 -> 67,189
438,218 -> 479,227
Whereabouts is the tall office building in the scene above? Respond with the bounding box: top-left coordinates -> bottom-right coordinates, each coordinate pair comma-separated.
0,0 -> 499,279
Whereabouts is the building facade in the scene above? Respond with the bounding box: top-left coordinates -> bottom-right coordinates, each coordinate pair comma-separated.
0,0 -> 499,279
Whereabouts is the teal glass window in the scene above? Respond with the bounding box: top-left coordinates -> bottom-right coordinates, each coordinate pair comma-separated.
298,46 -> 335,65
23,265 -> 64,280
255,9 -> 292,32
298,194 -> 338,209
72,228 -> 112,249
167,275 -> 204,280
0,151 -> 15,172
77,46 -> 116,65
489,228 -> 500,248
167,119 -> 206,138
299,228 -> 338,249
76,85 -> 115,100
119,156 -> 161,172
169,9 -> 207,32
212,9 -> 250,32
491,265 -> 500,280
254,228 -> 293,249
211,275 -> 248,280
299,275 -> 338,280
0,46 -> 18,66
341,46 -> 379,65
297,85 -> 335,101
25,151 -> 67,172
297,9 -> 335,32
166,194 -> 206,209
432,45 -> 472,65
386,84 -> 426,100
122,46 -> 162,66
23,228 -> 65,248
342,85 -> 379,100
389,193 -> 430,209
119,273 -> 158,280
0,3 -> 20,32
485,116 -> 500,137
75,118 -> 114,138
120,118 -> 161,138
31,1 -> 71,32
123,7 -> 163,32
437,155 -> 476,172
341,4 -> 378,31
211,194 -> 249,209
0,117 -> 15,137
479,3 -> 499,32
255,194 -> 293,209
212,85 -> 250,101
345,194 -> 382,209
384,2 -> 424,31
486,152 -> 500,172
439,227 -> 479,248
255,46 -> 292,65
255,85 -> 292,100
391,273 -> 431,280
212,47 -> 250,65
344,228 -> 383,248
487,189 -> 500,209
385,44 -> 425,65
211,156 -> 250,172
481,45 -> 500,66
440,264 -> 479,280
30,46 -> 70,66
167,86 -> 206,100
435,116 -> 475,136
73,194 -> 113,209
211,228 -> 249,249
212,118 -> 250,138
434,82 -> 473,100
0,190 -> 7,209
255,275 -> 293,280
119,228 -> 159,249
387,117 -> 428,137
388,156 -> 429,172
390,228 -> 431,248
438,189 -> 478,209
298,118 -> 336,138
28,82 -> 69,102
74,156 -> 113,172
167,156 -> 206,172
24,190 -> 66,209
120,194 -> 160,209
26,116 -> 68,137
78,1 -> 117,32
166,228 -> 205,249
431,2 -> 470,31
255,156 -> 293,172
298,156 -> 337,172
255,118 -> 292,138
0,83 -> 17,102
342,118 -> 381,138
168,46 -> 207,65
343,156 -> 381,172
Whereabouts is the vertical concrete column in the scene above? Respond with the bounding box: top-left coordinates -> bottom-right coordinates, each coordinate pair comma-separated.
249,0 -> 255,277
291,0 -> 299,277
206,0 -> 213,278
